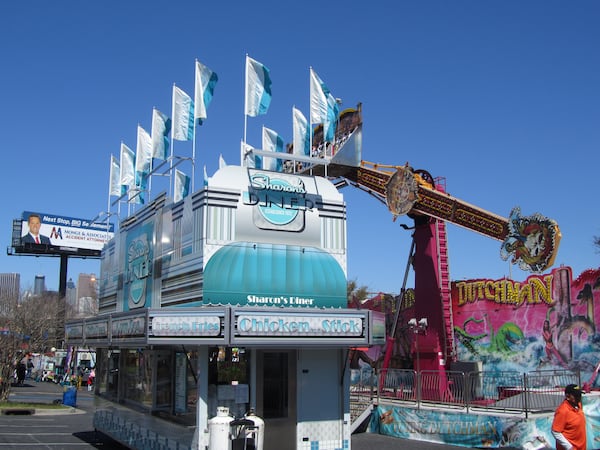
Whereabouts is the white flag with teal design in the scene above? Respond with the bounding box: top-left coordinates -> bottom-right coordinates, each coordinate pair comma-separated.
240,141 -> 256,168
135,125 -> 152,181
262,126 -> 283,172
151,108 -> 171,160
293,107 -> 310,156
109,155 -> 121,197
309,68 -> 339,142
119,142 -> 135,196
174,169 -> 190,202
245,56 -> 272,117
195,60 -> 218,124
172,85 -> 195,141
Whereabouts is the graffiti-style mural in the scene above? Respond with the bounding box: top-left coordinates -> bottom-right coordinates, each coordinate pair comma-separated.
371,395 -> 600,448
452,266 -> 600,385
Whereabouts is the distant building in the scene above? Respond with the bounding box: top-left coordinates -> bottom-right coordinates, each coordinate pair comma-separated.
34,275 -> 45,295
66,278 -> 76,318
74,273 -> 97,317
0,273 -> 20,315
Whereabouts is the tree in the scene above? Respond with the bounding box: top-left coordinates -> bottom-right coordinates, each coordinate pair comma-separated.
0,291 -> 69,401
347,279 -> 370,308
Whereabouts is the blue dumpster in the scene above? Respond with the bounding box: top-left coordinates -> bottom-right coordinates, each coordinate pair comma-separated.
62,386 -> 77,407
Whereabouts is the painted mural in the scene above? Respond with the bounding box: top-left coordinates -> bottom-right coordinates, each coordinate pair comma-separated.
371,395 -> 600,448
452,266 -> 600,385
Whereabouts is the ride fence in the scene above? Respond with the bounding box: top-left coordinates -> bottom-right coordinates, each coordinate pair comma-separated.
353,368 -> 579,418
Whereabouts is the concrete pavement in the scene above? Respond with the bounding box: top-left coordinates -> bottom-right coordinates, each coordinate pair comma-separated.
4,380 -> 484,449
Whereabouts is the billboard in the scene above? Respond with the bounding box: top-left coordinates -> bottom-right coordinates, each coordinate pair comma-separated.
11,211 -> 115,257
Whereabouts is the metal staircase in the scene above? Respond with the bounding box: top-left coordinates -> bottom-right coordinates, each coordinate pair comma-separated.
434,179 -> 455,363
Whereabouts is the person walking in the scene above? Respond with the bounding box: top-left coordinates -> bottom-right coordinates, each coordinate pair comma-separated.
552,384 -> 587,450
16,363 -> 26,386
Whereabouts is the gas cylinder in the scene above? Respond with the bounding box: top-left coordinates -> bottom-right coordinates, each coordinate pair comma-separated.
244,409 -> 265,450
208,406 -> 234,450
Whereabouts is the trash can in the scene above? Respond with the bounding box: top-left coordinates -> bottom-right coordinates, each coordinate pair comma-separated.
62,386 -> 77,407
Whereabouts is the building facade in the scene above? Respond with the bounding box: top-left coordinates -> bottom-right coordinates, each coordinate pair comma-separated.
0,273 -> 20,315
66,166 -> 383,450
33,274 -> 45,295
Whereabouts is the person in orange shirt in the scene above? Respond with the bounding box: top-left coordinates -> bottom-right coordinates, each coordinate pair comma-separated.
552,384 -> 586,450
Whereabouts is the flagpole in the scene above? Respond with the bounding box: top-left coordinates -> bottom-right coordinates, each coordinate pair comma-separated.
192,61 -> 199,193
192,111 -> 196,193
105,155 -> 115,244
243,54 -> 248,165
106,155 -> 112,234
309,67 -> 314,175
145,121 -> 154,197
169,84 -> 176,198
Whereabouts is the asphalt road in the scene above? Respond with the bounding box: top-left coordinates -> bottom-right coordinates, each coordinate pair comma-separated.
1,380 -> 501,450
1,380 -> 128,449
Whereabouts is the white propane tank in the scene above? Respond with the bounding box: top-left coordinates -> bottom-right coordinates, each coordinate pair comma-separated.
244,409 -> 265,450
208,407 -> 234,450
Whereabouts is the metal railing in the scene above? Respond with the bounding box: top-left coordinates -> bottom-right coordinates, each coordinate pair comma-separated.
351,368 -> 579,419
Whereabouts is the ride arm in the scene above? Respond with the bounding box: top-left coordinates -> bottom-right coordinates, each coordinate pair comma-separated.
337,161 -> 561,273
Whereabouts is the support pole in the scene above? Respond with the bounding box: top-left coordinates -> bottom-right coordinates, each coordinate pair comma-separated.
59,254 -> 68,298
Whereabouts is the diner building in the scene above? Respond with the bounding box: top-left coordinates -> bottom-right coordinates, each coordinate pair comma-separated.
66,165 -> 384,450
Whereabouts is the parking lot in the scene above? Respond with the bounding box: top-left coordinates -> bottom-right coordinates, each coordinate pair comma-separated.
0,380 -> 127,449
1,380 -> 492,450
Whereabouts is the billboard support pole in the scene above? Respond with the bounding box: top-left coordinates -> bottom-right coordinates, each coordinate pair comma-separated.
59,254 -> 68,298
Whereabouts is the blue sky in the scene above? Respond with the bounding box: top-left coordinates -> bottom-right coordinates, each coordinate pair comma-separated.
1,1 -> 598,294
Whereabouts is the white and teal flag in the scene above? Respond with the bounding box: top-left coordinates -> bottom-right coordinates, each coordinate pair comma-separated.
309,68 -> 339,142
172,85 -> 195,141
134,173 -> 148,205
109,154 -> 121,197
245,56 -> 272,117
195,60 -> 218,125
203,165 -> 209,186
119,142 -> 135,196
325,93 -> 340,143
293,107 -> 310,156
254,154 -> 262,169
310,68 -> 328,123
174,169 -> 190,203
241,141 -> 256,168
262,126 -> 284,172
151,108 -> 171,160
135,125 -> 152,182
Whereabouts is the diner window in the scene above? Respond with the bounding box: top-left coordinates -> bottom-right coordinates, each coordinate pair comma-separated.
122,349 -> 152,408
208,346 -> 249,418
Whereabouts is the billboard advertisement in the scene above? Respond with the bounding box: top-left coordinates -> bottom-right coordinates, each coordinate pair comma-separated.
16,211 -> 114,254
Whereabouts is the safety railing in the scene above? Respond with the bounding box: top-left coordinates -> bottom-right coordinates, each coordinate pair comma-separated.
350,368 -> 377,424
93,409 -> 190,450
350,368 -> 579,418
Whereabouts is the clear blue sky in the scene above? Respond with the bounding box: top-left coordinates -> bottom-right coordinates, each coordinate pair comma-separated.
1,1 -> 598,294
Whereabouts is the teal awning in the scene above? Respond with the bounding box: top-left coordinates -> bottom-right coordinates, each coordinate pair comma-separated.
203,242 -> 347,308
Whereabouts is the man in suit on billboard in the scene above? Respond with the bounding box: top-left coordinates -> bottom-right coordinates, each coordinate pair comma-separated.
21,213 -> 51,245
